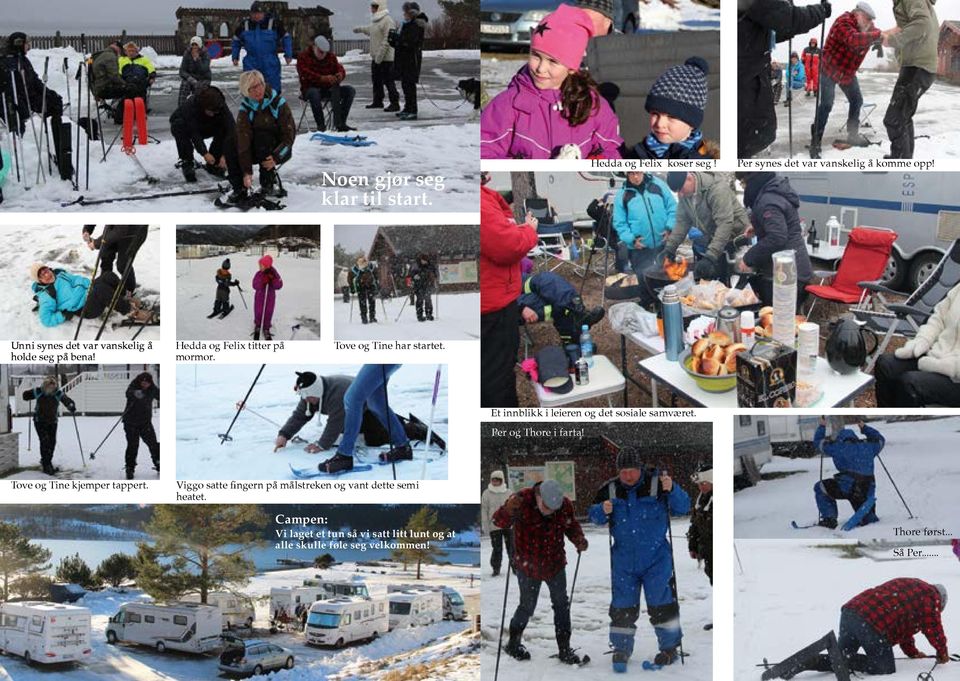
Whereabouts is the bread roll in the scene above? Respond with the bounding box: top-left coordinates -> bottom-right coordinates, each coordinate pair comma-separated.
700,357 -> 722,375
708,331 -> 732,347
760,313 -> 774,329
691,337 -> 710,357
759,306 -> 774,317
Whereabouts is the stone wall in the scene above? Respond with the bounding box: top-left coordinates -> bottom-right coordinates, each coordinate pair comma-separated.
176,3 -> 333,54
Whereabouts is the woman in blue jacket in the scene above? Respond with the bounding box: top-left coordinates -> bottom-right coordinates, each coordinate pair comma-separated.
30,263 -> 148,329
589,446 -> 690,672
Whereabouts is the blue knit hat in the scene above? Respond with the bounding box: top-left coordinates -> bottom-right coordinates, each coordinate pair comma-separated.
645,56 -> 709,130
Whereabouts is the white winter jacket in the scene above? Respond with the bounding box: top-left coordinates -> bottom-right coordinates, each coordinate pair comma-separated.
481,483 -> 511,534
353,6 -> 396,64
894,282 -> 960,381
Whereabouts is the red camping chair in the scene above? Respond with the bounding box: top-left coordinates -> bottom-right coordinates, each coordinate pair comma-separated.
804,227 -> 898,320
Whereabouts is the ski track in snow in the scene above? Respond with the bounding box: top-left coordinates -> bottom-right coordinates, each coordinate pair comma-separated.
0,225 -> 161,341
735,417 -> 960,539
177,253 -> 321,341
334,291 -> 479,340
480,522 -> 713,680
176,364 -> 448,480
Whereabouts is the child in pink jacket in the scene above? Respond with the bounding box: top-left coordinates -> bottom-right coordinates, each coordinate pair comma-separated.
252,254 -> 283,340
480,4 -> 622,160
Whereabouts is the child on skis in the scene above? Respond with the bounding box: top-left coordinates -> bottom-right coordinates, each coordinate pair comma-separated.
210,258 -> 240,319
21,376 -> 76,476
622,57 -> 719,160
480,4 -> 622,159
252,254 -> 283,340
408,253 -> 437,322
813,417 -> 885,529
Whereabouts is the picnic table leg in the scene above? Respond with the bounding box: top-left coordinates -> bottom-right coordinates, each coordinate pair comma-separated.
620,335 -> 629,406
650,377 -> 659,407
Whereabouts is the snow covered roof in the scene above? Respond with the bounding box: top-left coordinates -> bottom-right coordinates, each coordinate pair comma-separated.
370,226 -> 480,261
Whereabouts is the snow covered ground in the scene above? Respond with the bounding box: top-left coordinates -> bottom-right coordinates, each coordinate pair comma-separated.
480,520 -> 713,679
334,291 -> 479,341
759,70 -> 960,160
177,253 -> 321,341
735,540 -> 959,679
0,225 -> 161,341
0,561 -> 480,681
735,418 -> 960,539
0,47 -> 479,212
176,364 -> 448,480
4,413 -> 160,481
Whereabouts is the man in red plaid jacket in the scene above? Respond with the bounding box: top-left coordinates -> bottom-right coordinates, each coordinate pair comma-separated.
296,36 -> 356,133
810,2 -> 893,157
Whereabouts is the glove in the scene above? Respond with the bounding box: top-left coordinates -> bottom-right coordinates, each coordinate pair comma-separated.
821,0 -> 832,18
61,310 -> 76,321
936,653 -> 950,664
576,538 -> 589,553
693,256 -> 719,281
68,404 -> 76,413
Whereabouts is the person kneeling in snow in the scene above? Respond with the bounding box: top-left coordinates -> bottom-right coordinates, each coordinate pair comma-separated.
252,254 -> 283,340
813,417 -> 884,529
122,371 -> 160,480
30,263 -> 150,329
494,479 -> 588,665
589,447 -> 690,672
21,377 -> 76,476
519,269 -> 605,345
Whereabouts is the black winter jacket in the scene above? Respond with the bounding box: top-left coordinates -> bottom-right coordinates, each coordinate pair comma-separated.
395,13 -> 428,82
123,373 -> 159,426
22,387 -> 75,424
742,174 -> 813,282
169,93 -> 237,157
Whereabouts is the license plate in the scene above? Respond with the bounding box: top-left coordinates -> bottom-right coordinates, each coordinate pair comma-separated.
481,23 -> 511,34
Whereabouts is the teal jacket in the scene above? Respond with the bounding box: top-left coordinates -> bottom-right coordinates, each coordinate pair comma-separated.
612,175 -> 677,250
32,270 -> 89,327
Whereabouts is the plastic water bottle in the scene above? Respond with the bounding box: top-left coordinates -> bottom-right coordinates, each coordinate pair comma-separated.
662,285 -> 684,361
580,325 -> 594,368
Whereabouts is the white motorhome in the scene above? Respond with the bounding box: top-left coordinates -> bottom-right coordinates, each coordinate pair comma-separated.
0,601 -> 92,665
301,578 -> 370,600
734,415 -> 773,489
387,589 -> 443,630
182,592 -> 255,630
106,602 -> 221,653
304,597 -> 388,648
768,416 -> 822,455
269,586 -> 328,622
387,584 -> 466,621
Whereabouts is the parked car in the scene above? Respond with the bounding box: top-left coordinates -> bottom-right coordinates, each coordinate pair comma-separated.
219,636 -> 295,677
481,0 -> 559,49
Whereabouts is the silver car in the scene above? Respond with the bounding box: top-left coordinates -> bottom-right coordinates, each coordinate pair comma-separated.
480,1 -> 559,49
219,638 -> 295,677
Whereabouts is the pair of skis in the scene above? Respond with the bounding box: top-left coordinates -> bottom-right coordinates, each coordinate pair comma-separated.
207,304 -> 234,320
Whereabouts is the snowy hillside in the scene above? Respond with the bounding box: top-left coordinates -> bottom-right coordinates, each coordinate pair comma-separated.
176,364 -> 448,480
735,540 -> 958,679
481,521 -> 713,679
0,225 -> 161,341
177,253 -> 321,341
735,418 -> 960,539
334,291 -> 479,341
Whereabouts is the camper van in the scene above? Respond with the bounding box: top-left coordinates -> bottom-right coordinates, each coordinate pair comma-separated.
304,597 -> 388,648
768,416 -> 821,455
269,586 -> 329,622
387,589 -> 443,630
301,578 -> 371,600
182,591 -> 255,630
106,602 -> 222,653
0,601 -> 92,665
387,584 -> 467,621
734,415 -> 773,489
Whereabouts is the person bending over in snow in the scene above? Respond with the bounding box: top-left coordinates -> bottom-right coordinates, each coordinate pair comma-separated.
21,377 -> 76,476
589,447 -> 690,672
408,253 -> 437,322
81,224 -> 147,296
30,262 -> 151,329
519,270 -> 605,345
813,417 -> 885,529
252,254 -> 283,340
494,479 -> 589,665
765,579 -> 948,678
211,258 -> 240,318
349,256 -> 380,324
169,86 -> 241,185
122,372 -> 159,480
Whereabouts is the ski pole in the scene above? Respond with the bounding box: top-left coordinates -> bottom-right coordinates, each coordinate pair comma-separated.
61,185 -> 223,207
1,91 -> 20,184
235,402 -> 307,443
15,69 -> 46,185
75,57 -> 83,191
219,364 -> 266,444
787,7 -> 794,159
382,364 -> 397,481
735,542 -> 744,575
236,283 -> 248,310
349,288 -> 355,323
71,410 -> 86,469
876,452 -> 914,519
493,558 -> 512,681
94,228 -> 149,341
393,295 -> 409,322
40,56 -> 52,178
568,550 -> 582,609
89,405 -> 133,460
662,478 -> 684,665
8,70 -> 29,188
813,0 -> 826,157
420,364 -> 443,479
73,240 -> 103,340
84,46 -> 91,191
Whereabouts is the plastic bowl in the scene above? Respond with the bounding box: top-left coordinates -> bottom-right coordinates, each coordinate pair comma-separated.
680,349 -> 737,393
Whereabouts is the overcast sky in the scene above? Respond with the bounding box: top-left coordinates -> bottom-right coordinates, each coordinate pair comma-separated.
16,0 -> 446,35
335,226 -> 379,255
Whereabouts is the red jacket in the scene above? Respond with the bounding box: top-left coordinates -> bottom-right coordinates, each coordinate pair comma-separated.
801,47 -> 820,78
296,47 -> 346,94
821,11 -> 881,85
481,185 -> 538,315
843,578 -> 948,659
493,484 -> 587,581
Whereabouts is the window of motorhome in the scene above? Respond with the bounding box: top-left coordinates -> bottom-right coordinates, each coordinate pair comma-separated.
307,612 -> 340,628
391,602 -> 412,615
739,416 -> 752,426
30,616 -> 43,633
343,613 -> 352,625
378,603 -> 384,613
145,615 -> 155,623
128,612 -> 142,623
173,615 -> 187,626
363,608 -> 369,617
449,593 -> 464,605
2,614 -> 21,627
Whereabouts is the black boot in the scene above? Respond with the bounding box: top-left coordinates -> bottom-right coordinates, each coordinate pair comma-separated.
557,646 -> 582,665
384,101 -> 401,113
818,517 -> 838,529
504,628 -> 531,661
253,327 -> 260,340
41,463 -> 60,476
263,328 -> 273,341
319,453 -> 354,474
153,459 -> 160,473
809,123 -> 822,160
125,468 -> 135,480
365,100 -> 384,109
379,443 -> 413,463
179,160 -> 197,183
654,647 -> 679,666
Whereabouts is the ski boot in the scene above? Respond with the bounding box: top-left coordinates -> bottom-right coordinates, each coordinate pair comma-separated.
654,647 -> 679,666
177,159 -> 197,183
844,119 -> 871,148
153,459 -> 160,473
41,463 -> 60,476
253,327 -> 260,340
202,163 -> 226,179
319,453 -> 354,474
263,328 -> 273,341
426,313 -> 434,321
222,188 -> 251,207
612,651 -> 630,673
125,468 -> 135,481
417,314 -> 425,322
704,623 -> 713,630
504,629 -> 531,661
384,101 -> 401,113
491,567 -> 500,577
818,517 -> 838,529
361,316 -> 369,325
557,647 -> 583,665
379,443 -> 413,463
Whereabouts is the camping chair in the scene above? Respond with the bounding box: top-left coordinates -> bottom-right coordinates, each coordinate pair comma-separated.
838,102 -> 877,134
852,239 -> 960,373
296,93 -> 333,134
525,197 -> 575,272
804,226 -> 898,321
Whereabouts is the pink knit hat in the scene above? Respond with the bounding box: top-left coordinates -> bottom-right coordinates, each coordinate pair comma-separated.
530,4 -> 595,71
259,254 -> 273,268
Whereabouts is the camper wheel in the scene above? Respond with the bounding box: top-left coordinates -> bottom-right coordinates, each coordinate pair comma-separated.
23,651 -> 32,665
444,613 -> 453,621
883,250 -> 907,290
371,631 -> 379,641
335,638 -> 345,649
107,631 -> 118,644
908,251 -> 942,291
284,656 -> 295,670
156,641 -> 166,653
253,664 -> 264,675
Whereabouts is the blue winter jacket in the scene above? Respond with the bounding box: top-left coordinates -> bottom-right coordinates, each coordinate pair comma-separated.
814,424 -> 885,477
786,61 -> 805,89
612,176 -> 677,251
31,270 -> 90,328
588,471 -> 691,563
231,13 -> 293,92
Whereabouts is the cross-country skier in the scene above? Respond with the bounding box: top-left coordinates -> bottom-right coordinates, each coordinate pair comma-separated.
481,470 -> 513,576
231,1 -> 293,94
316,364 -> 412,474
21,376 -> 75,476
252,254 -> 283,340
81,225 -> 147,295
765,579 -> 949,678
30,262 -> 151,328
210,258 -> 240,318
122,371 -> 159,480
408,253 -> 437,322
169,86 -> 240,184
494,479 -> 589,665
813,417 -> 885,529
687,462 -> 712,587
234,69 -> 295,203
349,256 -> 379,324
518,270 -> 605,344
589,447 -> 690,672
